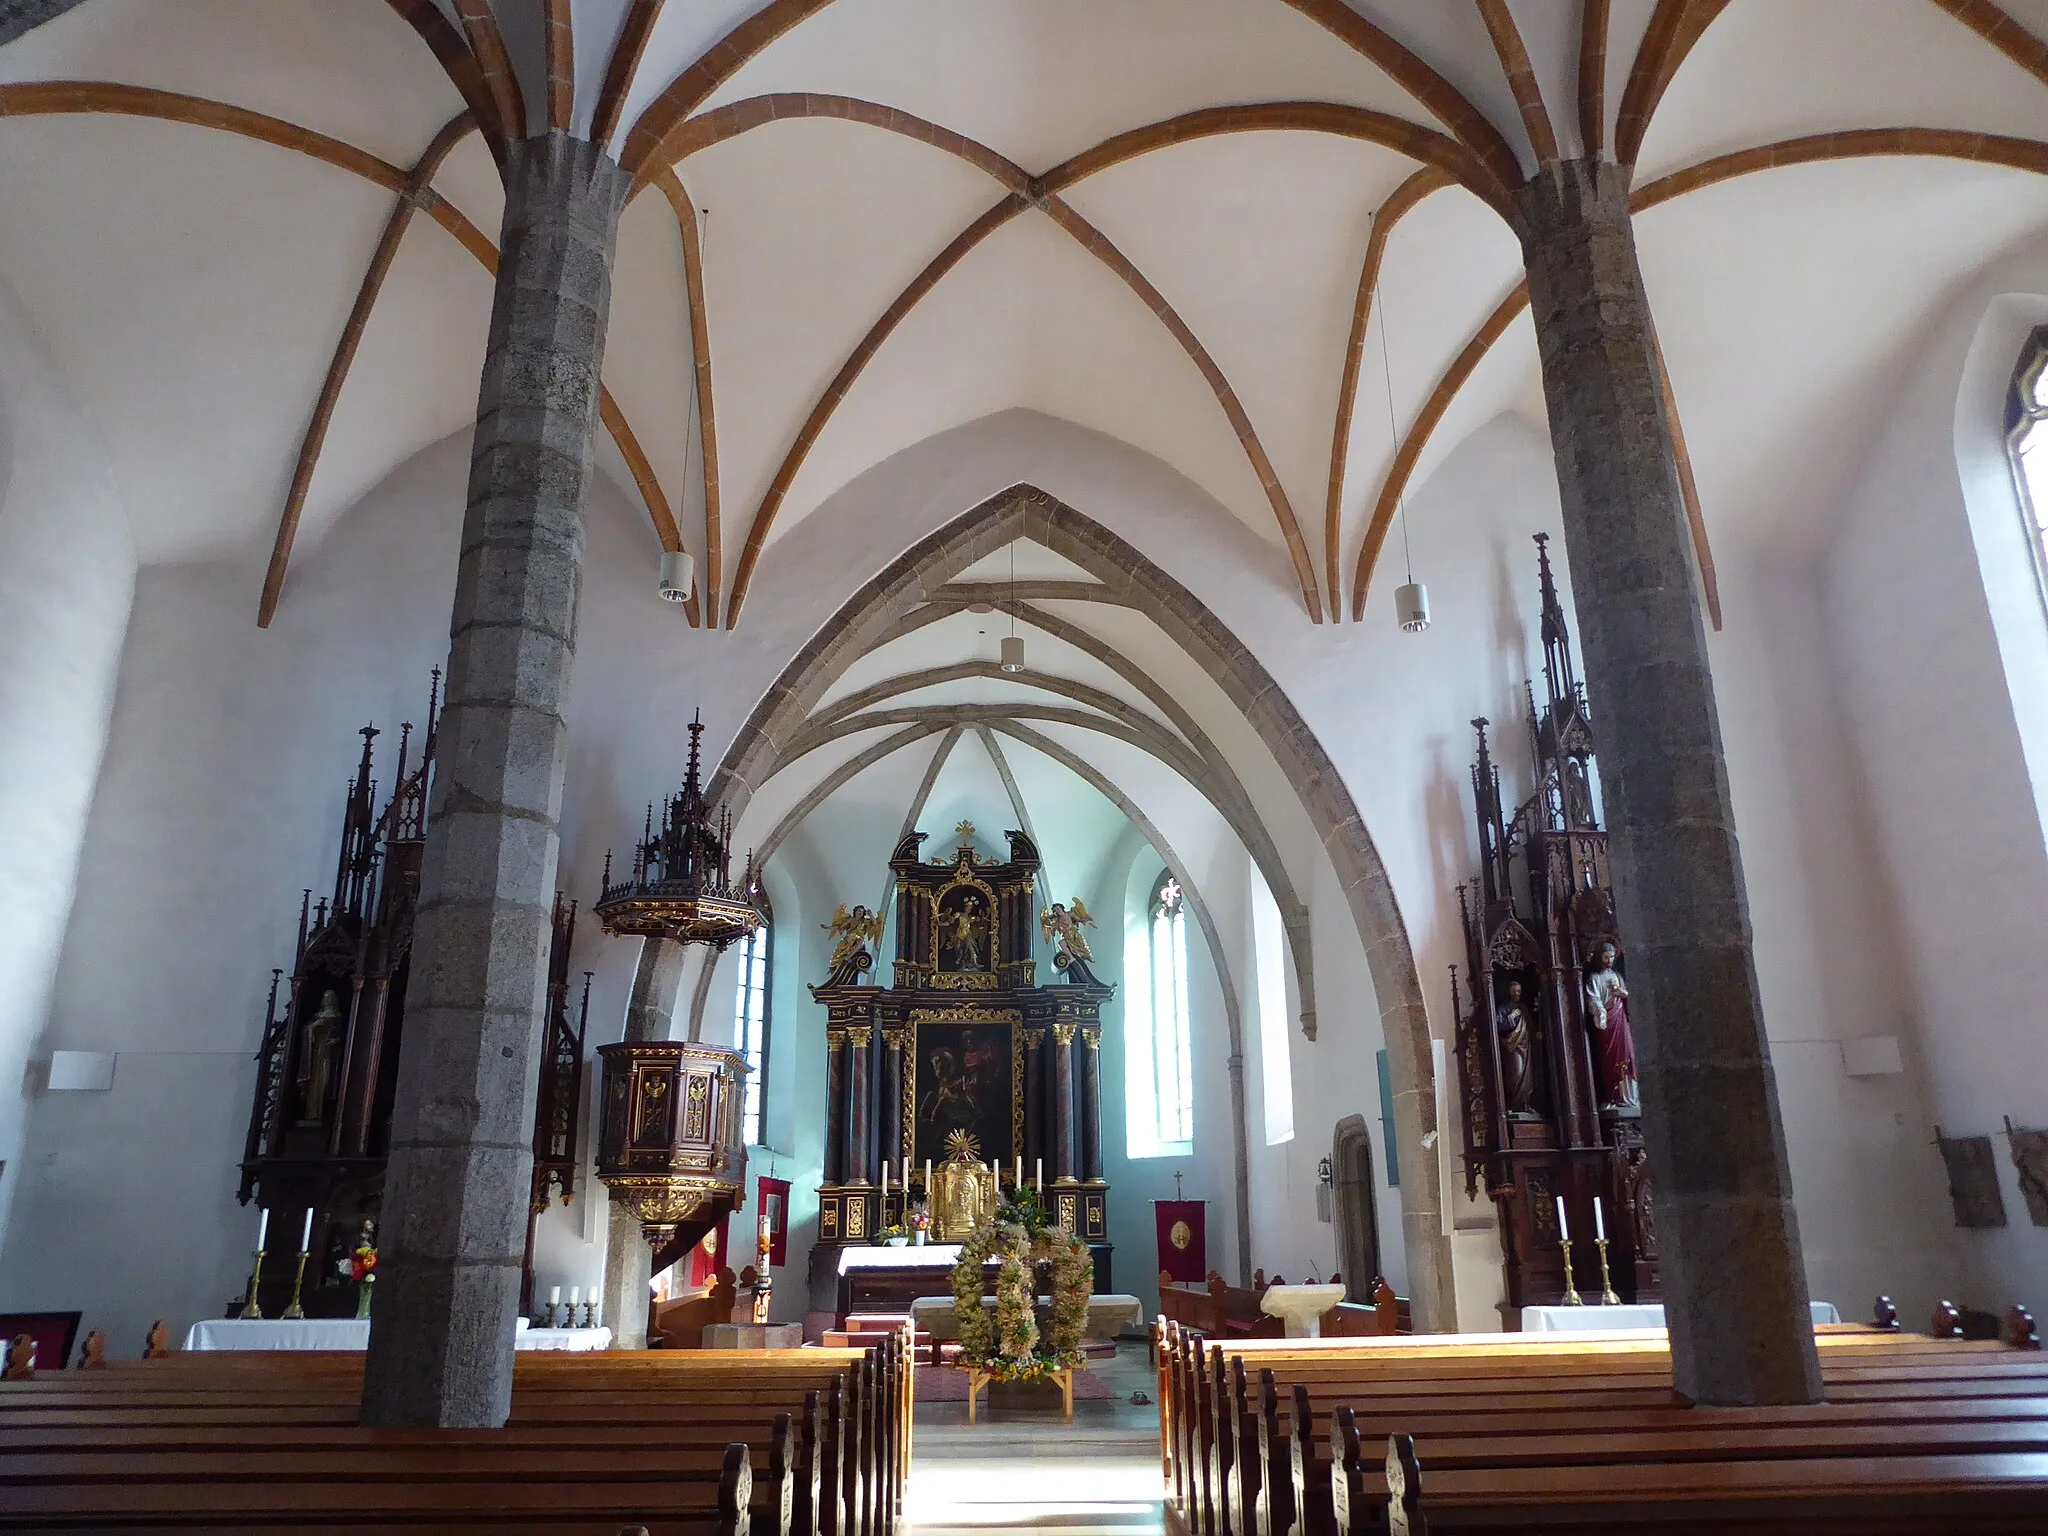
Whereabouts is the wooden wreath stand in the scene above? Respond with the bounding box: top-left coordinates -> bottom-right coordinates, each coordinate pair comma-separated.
964,1363 -> 1074,1424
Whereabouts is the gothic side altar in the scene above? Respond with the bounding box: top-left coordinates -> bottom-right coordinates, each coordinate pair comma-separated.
808,824 -> 1115,1318
1453,537 -> 1659,1323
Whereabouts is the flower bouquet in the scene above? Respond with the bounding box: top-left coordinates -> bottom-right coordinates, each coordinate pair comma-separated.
337,1221 -> 378,1318
907,1202 -> 932,1245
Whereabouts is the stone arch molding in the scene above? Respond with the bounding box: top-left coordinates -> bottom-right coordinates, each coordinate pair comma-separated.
652,483 -> 1453,1327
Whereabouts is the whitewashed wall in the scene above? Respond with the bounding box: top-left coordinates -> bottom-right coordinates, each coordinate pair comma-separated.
0,277 -> 135,1275
1824,254 -> 2048,1315
7,386 -> 2031,1345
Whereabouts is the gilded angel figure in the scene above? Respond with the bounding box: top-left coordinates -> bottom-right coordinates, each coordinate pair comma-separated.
1038,899 -> 1097,962
822,903 -> 885,971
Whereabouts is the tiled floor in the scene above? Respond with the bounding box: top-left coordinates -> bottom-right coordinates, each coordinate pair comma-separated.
906,1341 -> 1165,1536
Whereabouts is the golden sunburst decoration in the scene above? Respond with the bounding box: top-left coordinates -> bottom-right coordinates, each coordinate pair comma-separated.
943,1129 -> 983,1166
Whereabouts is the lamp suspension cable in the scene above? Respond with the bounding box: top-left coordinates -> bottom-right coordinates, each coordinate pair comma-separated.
660,207 -> 708,608
1375,258 -> 1413,585
1374,235 -> 1431,633
1000,541 -> 1026,672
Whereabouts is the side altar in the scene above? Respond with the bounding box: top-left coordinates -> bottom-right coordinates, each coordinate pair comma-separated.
807,823 -> 1114,1314
1453,537 -> 1658,1322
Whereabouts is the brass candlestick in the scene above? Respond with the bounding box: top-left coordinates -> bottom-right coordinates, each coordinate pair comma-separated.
280,1250 -> 311,1320
236,1250 -> 266,1319
1594,1237 -> 1621,1306
1558,1238 -> 1584,1306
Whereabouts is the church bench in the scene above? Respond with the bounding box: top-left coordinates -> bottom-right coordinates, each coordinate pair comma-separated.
1344,1429 -> 2048,1534
0,1453 -> 760,1535
0,1340 -> 908,1536
1243,1351 -> 2048,1536
1152,1319 -> 2048,1536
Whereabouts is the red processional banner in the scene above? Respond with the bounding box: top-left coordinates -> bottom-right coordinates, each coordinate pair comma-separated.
1154,1199 -> 1208,1285
757,1175 -> 792,1268
688,1213 -> 731,1290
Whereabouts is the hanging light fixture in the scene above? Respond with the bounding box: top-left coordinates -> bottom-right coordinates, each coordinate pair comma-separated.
1374,235 -> 1430,634
999,543 -> 1026,672
594,712 -> 764,950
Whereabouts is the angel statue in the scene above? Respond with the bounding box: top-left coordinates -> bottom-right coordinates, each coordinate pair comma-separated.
822,903 -> 885,982
1040,899 -> 1103,984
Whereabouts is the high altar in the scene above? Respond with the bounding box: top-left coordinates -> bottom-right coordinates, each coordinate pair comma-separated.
1453,537 -> 1658,1321
808,823 -> 1114,1313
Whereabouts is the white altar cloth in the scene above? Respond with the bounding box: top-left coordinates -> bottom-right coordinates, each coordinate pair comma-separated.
837,1243 -> 963,1275
183,1317 -> 612,1352
1520,1300 -> 1840,1333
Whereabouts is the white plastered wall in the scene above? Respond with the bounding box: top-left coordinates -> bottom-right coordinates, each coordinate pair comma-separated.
1824,251 -> 2048,1313
5,391 -> 1985,1344
0,276 -> 135,1272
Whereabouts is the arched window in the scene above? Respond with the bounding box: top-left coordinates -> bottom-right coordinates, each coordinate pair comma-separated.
733,901 -> 772,1147
1148,870 -> 1194,1146
2005,327 -> 2048,603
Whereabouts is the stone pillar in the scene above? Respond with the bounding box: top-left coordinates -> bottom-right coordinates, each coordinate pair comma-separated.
823,1028 -> 847,1185
601,1203 -> 652,1349
1079,1026 -> 1103,1182
1052,1022 -> 1078,1182
597,936 -> 685,1350
1514,158 -> 1820,1406
361,134 -> 627,1429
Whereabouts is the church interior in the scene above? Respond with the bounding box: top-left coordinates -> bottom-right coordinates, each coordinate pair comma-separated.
4,0 -> 2048,1529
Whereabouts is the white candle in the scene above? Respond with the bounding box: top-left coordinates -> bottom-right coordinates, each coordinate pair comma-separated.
300,1208 -> 314,1252
1035,1159 -> 1043,1194
1593,1197 -> 1606,1242
880,1163 -> 888,1197
1015,1156 -> 1022,1187
569,1286 -> 581,1306
1556,1201 -> 1570,1243
255,1207 -> 269,1251
925,1159 -> 932,1191
549,1286 -> 561,1306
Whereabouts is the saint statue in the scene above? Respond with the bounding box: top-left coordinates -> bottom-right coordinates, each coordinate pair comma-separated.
938,896 -> 986,970
1583,940 -> 1640,1113
1494,978 -> 1536,1117
298,989 -> 345,1121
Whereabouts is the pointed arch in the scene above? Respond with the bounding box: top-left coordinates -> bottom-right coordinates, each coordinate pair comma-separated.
705,484 -> 1454,1327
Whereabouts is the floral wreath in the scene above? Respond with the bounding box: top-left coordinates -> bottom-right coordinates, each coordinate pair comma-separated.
949,1188 -> 1093,1382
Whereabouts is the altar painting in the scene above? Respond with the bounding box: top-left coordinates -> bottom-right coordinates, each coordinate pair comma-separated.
910,1011 -> 1020,1170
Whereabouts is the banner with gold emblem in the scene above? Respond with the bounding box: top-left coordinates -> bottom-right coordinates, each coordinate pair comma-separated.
1154,1199 -> 1207,1284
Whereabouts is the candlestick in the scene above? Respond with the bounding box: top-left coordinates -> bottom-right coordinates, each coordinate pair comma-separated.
1593,1196 -> 1606,1243
237,1248 -> 266,1319
279,1248 -> 311,1320
1558,1238 -> 1584,1306
1594,1237 -> 1621,1306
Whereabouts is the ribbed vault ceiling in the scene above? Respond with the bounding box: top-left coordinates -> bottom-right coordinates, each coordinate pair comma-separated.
3,0 -> 2048,631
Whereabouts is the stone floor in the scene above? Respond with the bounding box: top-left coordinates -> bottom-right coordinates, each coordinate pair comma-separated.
905,1340 -> 1165,1535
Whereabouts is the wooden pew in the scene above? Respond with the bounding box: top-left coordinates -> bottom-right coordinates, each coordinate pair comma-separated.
1159,1273 -> 1286,1344
0,1335 -> 910,1536
1155,1309 -> 2048,1536
1360,1425 -> 2048,1534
